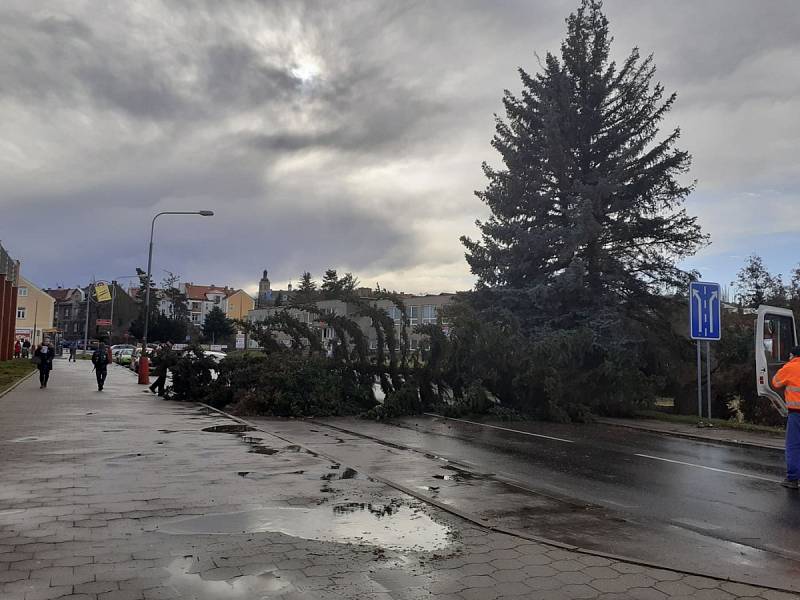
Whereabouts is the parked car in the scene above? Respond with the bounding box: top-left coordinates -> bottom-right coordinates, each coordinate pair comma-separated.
203,351 -> 227,363
115,348 -> 134,366
130,348 -> 156,374
111,344 -> 135,354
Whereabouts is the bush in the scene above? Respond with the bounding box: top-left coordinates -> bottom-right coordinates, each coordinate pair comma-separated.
169,346 -> 214,401
228,354 -> 350,417
382,382 -> 422,418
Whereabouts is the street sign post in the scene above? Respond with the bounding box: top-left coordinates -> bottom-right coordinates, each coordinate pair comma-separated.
689,281 -> 722,423
689,282 -> 721,341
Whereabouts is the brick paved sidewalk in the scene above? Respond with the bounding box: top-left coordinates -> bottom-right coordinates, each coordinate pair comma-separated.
0,361 -> 795,600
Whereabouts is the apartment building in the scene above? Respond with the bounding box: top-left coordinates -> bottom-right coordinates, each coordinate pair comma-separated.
247,292 -> 454,352
14,276 -> 55,346
46,283 -> 138,342
182,284 -> 254,325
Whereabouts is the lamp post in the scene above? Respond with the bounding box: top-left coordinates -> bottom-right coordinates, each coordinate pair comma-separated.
139,210 -> 214,384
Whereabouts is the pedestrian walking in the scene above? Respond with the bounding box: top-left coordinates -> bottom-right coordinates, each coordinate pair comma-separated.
33,340 -> 55,389
14,339 -> 21,359
772,344 -> 800,489
68,342 -> 77,362
91,341 -> 110,391
148,342 -> 175,397
22,339 -> 31,359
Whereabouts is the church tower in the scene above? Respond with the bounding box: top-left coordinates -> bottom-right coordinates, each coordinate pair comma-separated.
257,269 -> 272,308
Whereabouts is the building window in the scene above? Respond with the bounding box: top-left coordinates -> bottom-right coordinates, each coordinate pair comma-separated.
410,338 -> 419,350
18,287 -> 28,297
64,307 -> 71,319
409,305 -> 419,327
370,339 -> 377,350
16,307 -> 26,319
73,323 -> 80,333
191,313 -> 200,323
422,305 -> 437,324
389,306 -> 403,324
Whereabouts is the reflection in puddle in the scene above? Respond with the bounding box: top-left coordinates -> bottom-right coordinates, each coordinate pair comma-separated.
161,503 -> 451,551
166,558 -> 289,599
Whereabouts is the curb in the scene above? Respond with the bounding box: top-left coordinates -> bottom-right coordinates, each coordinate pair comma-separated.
0,368 -> 37,400
594,418 -> 785,452
196,403 -> 798,595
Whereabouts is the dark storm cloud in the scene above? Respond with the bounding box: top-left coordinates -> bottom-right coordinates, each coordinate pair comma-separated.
1,0 -> 799,293
203,42 -> 302,107
0,10 -> 193,122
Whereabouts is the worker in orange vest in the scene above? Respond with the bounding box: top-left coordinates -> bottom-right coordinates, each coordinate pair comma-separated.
771,345 -> 800,489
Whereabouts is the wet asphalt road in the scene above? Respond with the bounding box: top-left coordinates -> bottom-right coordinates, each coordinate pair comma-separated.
253,414 -> 800,591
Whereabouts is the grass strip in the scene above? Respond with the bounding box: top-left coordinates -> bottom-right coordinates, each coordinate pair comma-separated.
0,359 -> 36,396
634,409 -> 785,435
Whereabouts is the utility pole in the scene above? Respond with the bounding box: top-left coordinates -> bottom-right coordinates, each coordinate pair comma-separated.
32,299 -> 38,347
82,279 -> 93,355
109,281 -> 117,345
140,210 -> 214,384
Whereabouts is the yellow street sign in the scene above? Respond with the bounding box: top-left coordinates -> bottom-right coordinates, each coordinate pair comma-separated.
95,282 -> 112,302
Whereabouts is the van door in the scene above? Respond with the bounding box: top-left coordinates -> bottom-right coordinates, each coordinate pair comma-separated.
755,305 -> 797,417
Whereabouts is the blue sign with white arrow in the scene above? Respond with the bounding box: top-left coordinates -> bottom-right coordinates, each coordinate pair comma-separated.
689,281 -> 722,341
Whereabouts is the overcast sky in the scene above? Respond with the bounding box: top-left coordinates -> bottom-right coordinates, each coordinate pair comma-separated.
2,0 -> 799,297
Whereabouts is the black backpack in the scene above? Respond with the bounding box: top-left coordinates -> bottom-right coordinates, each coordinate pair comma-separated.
94,349 -> 109,367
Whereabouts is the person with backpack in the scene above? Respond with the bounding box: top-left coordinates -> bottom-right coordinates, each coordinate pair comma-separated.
92,341 -> 110,391
68,342 -> 77,362
33,340 -> 55,388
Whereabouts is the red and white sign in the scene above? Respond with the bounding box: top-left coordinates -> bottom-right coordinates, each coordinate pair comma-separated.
96,319 -> 112,326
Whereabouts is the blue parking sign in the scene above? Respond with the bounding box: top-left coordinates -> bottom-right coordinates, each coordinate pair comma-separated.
689,281 -> 722,341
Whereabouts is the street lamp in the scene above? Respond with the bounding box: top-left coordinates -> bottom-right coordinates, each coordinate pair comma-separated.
139,210 -> 214,384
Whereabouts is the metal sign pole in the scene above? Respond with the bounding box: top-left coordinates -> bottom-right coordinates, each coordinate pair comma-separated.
706,341 -> 712,421
696,341 -> 703,420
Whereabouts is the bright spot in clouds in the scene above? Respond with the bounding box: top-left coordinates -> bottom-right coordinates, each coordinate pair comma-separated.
291,61 -> 320,82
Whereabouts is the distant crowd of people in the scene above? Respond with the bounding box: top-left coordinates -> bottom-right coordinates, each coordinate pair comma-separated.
13,338 -> 31,359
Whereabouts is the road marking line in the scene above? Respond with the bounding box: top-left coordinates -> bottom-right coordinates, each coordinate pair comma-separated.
424,413 -> 574,444
634,453 -> 780,482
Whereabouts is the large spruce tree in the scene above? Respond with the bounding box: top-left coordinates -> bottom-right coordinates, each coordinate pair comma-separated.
458,0 -> 707,419
462,0 -> 704,318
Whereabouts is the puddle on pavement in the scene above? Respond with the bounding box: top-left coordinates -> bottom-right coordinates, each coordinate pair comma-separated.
161,502 -> 451,551
237,470 -> 305,479
202,424 -> 255,433
307,467 -> 365,481
167,558 -> 290,599
432,465 -> 485,482
248,445 -> 279,455
107,452 -> 146,461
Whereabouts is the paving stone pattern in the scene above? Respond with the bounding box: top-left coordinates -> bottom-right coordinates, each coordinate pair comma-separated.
0,361 -> 795,599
